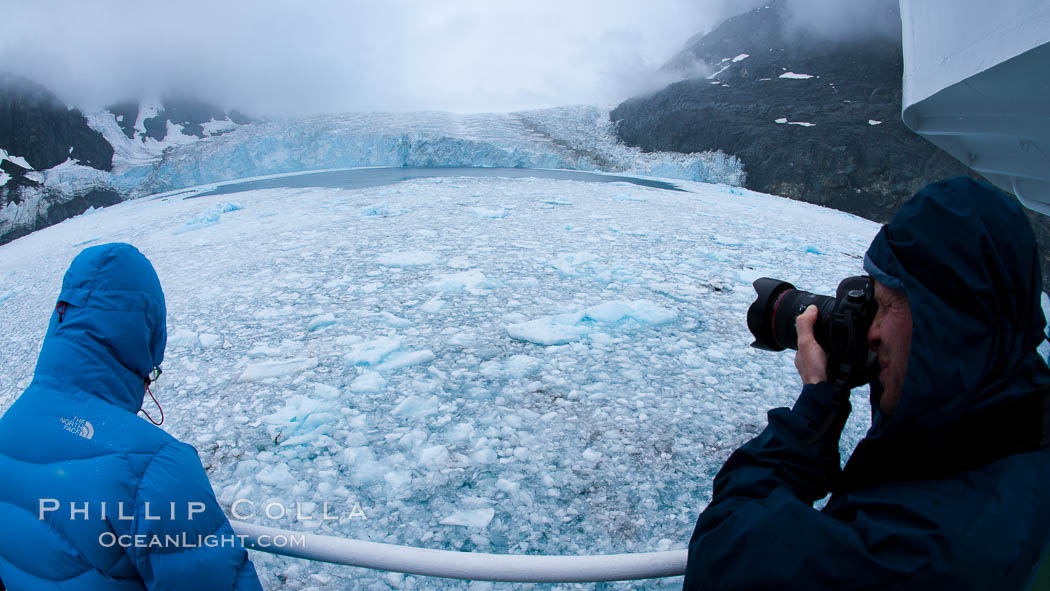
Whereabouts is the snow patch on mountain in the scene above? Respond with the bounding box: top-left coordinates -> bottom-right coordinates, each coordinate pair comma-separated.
201,118 -> 239,136
774,119 -> 816,127
134,101 -> 162,138
86,111 -> 228,171
0,149 -> 33,170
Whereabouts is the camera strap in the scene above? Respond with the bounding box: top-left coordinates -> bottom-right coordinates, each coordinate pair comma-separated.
826,309 -> 864,396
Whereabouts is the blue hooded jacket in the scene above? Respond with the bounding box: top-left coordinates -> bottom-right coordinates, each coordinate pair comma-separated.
0,244 -> 262,590
685,178 -> 1050,589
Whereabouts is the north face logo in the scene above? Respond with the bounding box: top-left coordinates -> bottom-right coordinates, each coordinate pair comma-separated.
60,416 -> 94,440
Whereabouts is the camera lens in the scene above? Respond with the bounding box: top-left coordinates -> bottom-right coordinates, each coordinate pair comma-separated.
747,278 -> 834,351
747,275 -> 878,390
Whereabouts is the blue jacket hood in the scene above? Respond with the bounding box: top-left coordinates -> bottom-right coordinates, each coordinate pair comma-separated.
0,244 -> 262,588
862,177 -> 1050,440
32,243 -> 167,414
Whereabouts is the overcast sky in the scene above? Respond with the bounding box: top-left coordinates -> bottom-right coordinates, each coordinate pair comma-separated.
0,0 -> 896,117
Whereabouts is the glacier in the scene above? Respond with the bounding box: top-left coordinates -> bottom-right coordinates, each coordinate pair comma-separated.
2,106 -> 744,249
107,106 -> 745,197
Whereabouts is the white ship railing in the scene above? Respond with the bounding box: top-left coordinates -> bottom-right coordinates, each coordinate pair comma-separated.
231,520 -> 687,582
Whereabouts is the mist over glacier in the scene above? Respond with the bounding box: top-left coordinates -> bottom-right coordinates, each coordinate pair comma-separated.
0,1 -> 735,116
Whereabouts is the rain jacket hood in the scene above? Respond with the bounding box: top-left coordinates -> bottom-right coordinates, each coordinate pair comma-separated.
862,176 -> 1050,442
0,243 -> 260,590
33,243 -> 166,414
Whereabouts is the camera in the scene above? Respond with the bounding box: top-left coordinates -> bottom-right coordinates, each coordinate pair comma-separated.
747,276 -> 879,390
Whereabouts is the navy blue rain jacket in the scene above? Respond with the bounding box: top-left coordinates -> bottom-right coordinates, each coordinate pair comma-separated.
0,244 -> 261,590
685,177 -> 1050,589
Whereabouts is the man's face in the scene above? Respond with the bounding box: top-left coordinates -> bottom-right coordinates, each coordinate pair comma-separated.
867,280 -> 912,414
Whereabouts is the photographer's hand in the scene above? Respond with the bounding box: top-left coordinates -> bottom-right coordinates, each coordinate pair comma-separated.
795,305 -> 828,385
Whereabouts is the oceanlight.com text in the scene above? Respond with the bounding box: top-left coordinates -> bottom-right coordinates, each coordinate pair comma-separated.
98,532 -> 306,549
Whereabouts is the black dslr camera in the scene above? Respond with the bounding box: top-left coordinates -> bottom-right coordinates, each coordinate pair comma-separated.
747,276 -> 879,391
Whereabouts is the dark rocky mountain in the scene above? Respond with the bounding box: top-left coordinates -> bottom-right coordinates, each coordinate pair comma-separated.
0,72 -> 114,173
0,75 -> 250,246
106,98 -> 251,142
610,0 -> 1050,282
0,72 -> 120,244
0,157 -> 37,196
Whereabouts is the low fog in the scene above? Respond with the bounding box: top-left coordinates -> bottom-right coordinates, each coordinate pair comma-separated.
0,0 -> 900,117
784,0 -> 902,42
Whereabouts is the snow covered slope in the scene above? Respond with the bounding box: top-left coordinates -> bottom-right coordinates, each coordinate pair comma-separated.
88,101 -> 246,171
0,172 -> 874,589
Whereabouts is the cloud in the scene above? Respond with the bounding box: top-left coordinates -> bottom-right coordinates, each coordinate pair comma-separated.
782,0 -> 902,43
0,0 -> 737,116
658,0 -> 901,80
0,0 -> 900,116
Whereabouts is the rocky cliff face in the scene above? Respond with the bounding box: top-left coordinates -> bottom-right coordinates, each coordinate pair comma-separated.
0,74 -> 251,246
610,0 -> 1050,283
0,73 -> 114,173
0,73 -> 118,242
611,2 -> 971,221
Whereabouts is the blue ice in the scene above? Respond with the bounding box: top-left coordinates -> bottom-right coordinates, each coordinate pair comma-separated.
262,395 -> 340,447
506,300 -> 677,346
393,395 -> 440,418
174,201 -> 242,234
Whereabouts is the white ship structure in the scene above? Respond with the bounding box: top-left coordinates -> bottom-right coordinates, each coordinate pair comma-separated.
900,0 -> 1050,214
